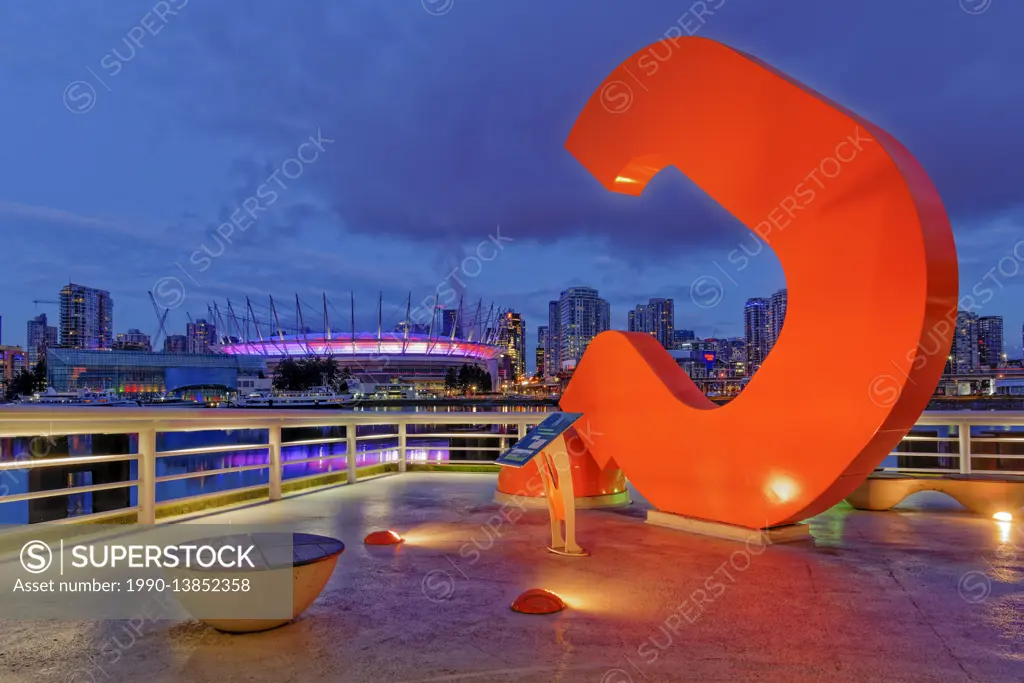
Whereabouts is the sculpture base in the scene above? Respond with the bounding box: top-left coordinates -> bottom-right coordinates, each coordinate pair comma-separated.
494,490 -> 631,510
547,545 -> 590,557
646,510 -> 811,544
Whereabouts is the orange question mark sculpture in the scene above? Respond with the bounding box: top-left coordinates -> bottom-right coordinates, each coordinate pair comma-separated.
559,37 -> 958,529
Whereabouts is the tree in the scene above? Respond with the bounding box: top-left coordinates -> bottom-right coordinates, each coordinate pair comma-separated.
454,365 -> 491,395
457,365 -> 472,394
273,358 -> 302,391
477,367 -> 492,393
31,358 -> 47,392
273,356 -> 342,391
4,370 -> 33,401
4,359 -> 45,401
443,368 -> 457,394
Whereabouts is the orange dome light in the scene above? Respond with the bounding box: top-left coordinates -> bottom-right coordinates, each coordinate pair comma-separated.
364,530 -> 404,545
511,588 -> 566,615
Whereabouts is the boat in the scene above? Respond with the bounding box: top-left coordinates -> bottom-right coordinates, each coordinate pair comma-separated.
140,394 -> 200,408
19,388 -> 140,407
235,386 -> 351,408
347,381 -> 419,400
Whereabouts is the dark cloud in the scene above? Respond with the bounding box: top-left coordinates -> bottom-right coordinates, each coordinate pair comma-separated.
169,0 -> 1023,258
1,0 -> 1022,356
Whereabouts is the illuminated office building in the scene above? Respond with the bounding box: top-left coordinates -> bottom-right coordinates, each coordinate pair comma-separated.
497,311 -> 526,381
558,287 -> 610,371
26,314 -> 58,368
978,316 -> 1004,368
113,329 -> 152,352
186,319 -> 217,354
628,298 -> 675,349
0,346 -> 28,395
59,283 -> 113,350
535,326 -> 547,379
950,311 -> 980,374
163,335 -> 187,353
546,301 -> 561,376
768,288 -> 787,352
744,298 -> 770,375
672,329 -> 696,349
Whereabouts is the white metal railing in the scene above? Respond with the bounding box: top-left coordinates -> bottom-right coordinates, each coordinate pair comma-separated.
1,408 -> 1022,526
0,407 -> 546,525
882,411 -> 1024,477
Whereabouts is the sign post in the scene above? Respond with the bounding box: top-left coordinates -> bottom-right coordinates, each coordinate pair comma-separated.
496,413 -> 588,557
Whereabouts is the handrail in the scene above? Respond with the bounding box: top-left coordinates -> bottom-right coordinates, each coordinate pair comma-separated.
3,407 -> 1021,526
0,408 -> 546,525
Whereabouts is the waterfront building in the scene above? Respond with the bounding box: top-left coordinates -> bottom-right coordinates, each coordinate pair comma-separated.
26,314 -> 58,368
950,311 -> 980,374
186,319 -> 217,354
744,298 -> 770,374
46,348 -> 267,394
113,328 -> 152,352
558,286 -> 610,370
59,283 -> 113,350
768,288 -> 787,352
978,316 -> 1004,368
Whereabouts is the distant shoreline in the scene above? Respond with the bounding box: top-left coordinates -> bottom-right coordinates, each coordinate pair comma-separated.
233,396 -> 561,409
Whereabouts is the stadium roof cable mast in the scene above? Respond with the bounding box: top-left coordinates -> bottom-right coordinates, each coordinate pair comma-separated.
295,294 -> 313,356
467,299 -> 483,343
447,294 -> 464,356
402,292 -> 412,354
211,292 -> 506,387
377,291 -> 383,354
322,293 -> 332,357
246,297 -> 270,356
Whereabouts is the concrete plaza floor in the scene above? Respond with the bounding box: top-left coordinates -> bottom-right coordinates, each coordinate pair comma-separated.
0,472 -> 1022,683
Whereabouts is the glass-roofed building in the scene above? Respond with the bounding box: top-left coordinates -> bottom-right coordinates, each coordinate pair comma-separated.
46,349 -> 267,394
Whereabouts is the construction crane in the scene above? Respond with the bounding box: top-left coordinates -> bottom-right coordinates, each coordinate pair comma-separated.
32,299 -> 59,308
147,291 -> 171,348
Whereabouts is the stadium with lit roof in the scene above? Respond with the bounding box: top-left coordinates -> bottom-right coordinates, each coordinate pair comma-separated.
208,293 -> 512,390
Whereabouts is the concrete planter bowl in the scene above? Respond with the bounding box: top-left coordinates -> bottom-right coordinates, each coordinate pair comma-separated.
167,532 -> 344,634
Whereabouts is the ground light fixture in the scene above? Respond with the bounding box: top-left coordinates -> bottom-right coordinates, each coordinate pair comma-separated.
993,511 -> 1013,522
364,530 -> 404,545
510,588 -> 566,615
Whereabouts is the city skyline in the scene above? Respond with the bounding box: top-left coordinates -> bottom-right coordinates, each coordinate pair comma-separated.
6,281 -> 1024,379
0,2 -> 1022,359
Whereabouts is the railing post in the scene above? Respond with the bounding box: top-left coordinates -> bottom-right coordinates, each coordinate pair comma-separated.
958,421 -> 971,474
517,422 -> 527,444
138,428 -> 156,524
346,423 -> 357,484
269,424 -> 282,501
398,421 -> 407,473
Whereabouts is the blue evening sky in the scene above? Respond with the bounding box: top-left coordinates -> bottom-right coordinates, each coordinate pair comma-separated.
0,0 -> 1021,367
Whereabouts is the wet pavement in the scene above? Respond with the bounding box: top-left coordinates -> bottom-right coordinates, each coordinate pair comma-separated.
0,472 -> 1021,683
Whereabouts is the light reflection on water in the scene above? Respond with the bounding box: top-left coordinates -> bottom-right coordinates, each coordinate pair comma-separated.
0,404 -> 552,524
